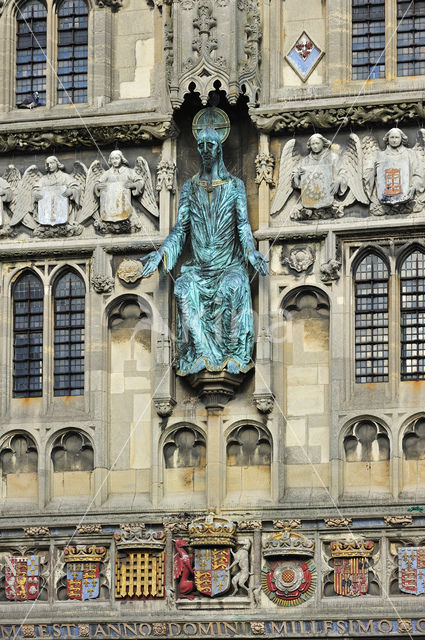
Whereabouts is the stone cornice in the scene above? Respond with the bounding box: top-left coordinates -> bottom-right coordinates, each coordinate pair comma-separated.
250,99 -> 425,134
0,118 -> 179,154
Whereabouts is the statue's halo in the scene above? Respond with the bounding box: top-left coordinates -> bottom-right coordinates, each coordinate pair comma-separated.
192,107 -> 230,143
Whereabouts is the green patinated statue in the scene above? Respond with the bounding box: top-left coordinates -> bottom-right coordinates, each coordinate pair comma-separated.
141,126 -> 268,376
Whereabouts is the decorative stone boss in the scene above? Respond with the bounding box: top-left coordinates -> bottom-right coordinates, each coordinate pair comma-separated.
142,117 -> 268,376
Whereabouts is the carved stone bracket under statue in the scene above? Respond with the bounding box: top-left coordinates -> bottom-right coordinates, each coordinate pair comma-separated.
188,371 -> 245,410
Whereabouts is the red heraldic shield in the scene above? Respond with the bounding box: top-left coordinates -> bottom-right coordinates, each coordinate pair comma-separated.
5,556 -> 39,601
334,557 -> 368,597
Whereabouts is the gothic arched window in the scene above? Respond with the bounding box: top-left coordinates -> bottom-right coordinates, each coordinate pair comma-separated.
57,0 -> 88,104
13,272 -> 44,398
354,253 -> 389,383
400,249 -> 425,380
53,271 -> 85,396
16,0 -> 47,105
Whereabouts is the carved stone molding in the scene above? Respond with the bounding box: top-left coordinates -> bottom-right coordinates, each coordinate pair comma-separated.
255,153 -> 274,186
153,397 -> 177,418
253,393 -> 274,414
156,160 -> 176,193
273,519 -> 301,530
238,520 -> 262,530
250,100 -> 425,134
24,526 -> 50,537
324,517 -> 352,528
384,515 -> 413,527
76,524 -> 103,534
0,120 -> 178,155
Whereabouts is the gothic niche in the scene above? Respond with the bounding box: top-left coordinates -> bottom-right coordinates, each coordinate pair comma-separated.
163,426 -> 206,501
51,430 -> 94,499
401,416 -> 425,496
282,288 -> 330,498
226,424 -> 271,501
108,298 -> 152,498
0,433 -> 38,501
343,419 -> 390,496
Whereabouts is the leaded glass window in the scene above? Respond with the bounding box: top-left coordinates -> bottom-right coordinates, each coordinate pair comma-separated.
54,272 -> 85,396
57,0 -> 88,104
13,272 -> 44,398
397,0 -> 425,76
400,250 -> 425,380
352,0 -> 385,80
16,0 -> 47,105
355,254 -> 389,383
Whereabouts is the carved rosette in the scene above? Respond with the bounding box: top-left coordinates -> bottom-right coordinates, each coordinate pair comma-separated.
117,259 -> 143,284
255,153 -> 275,186
153,623 -> 167,636
250,622 -> 265,635
282,246 -> 315,273
78,625 -> 90,638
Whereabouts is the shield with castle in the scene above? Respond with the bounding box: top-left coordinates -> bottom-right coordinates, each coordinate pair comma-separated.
188,514 -> 236,597
261,529 -> 316,606
330,540 -> 374,597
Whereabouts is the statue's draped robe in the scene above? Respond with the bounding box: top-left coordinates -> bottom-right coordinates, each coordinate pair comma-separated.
162,175 -> 256,375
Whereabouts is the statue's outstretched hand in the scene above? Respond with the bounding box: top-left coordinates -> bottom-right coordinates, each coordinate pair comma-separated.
140,251 -> 162,278
248,249 -> 269,276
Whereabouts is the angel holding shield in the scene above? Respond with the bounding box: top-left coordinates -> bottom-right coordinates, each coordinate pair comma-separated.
80,149 -> 158,232
271,133 -> 368,220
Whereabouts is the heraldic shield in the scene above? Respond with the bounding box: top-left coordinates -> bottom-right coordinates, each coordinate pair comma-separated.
188,513 -> 237,598
399,547 -> 425,595
193,547 -> 231,597
330,540 -> 374,597
64,545 -> 106,601
66,561 -> 100,600
5,555 -> 39,600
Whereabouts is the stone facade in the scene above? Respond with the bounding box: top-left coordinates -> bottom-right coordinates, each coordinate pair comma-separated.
0,0 -> 424,637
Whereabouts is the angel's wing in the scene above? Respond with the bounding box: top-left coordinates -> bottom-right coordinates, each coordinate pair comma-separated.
361,134 -> 380,198
270,139 -> 300,216
11,165 -> 41,227
71,160 -> 87,207
134,156 -> 159,218
339,133 -> 369,207
3,165 -> 21,215
79,160 -> 103,223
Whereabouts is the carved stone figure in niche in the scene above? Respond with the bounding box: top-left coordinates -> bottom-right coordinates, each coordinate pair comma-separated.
0,167 -> 19,236
81,150 -> 159,234
271,133 -> 368,220
12,157 -> 86,237
363,128 -> 424,215
141,119 -> 268,376
229,539 -> 251,596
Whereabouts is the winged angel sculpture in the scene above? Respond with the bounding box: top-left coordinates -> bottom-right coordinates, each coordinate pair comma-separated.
80,150 -> 159,233
0,166 -> 21,237
362,127 -> 425,216
11,156 -> 86,237
271,133 -> 368,220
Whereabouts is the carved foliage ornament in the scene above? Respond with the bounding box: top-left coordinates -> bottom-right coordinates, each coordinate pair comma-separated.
255,153 -> 275,186
156,160 -> 176,193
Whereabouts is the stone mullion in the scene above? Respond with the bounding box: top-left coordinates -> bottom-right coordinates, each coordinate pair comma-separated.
386,0 -> 397,81
327,0 -> 351,85
1,8 -> 14,111
45,0 -> 56,109
92,6 -> 113,106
